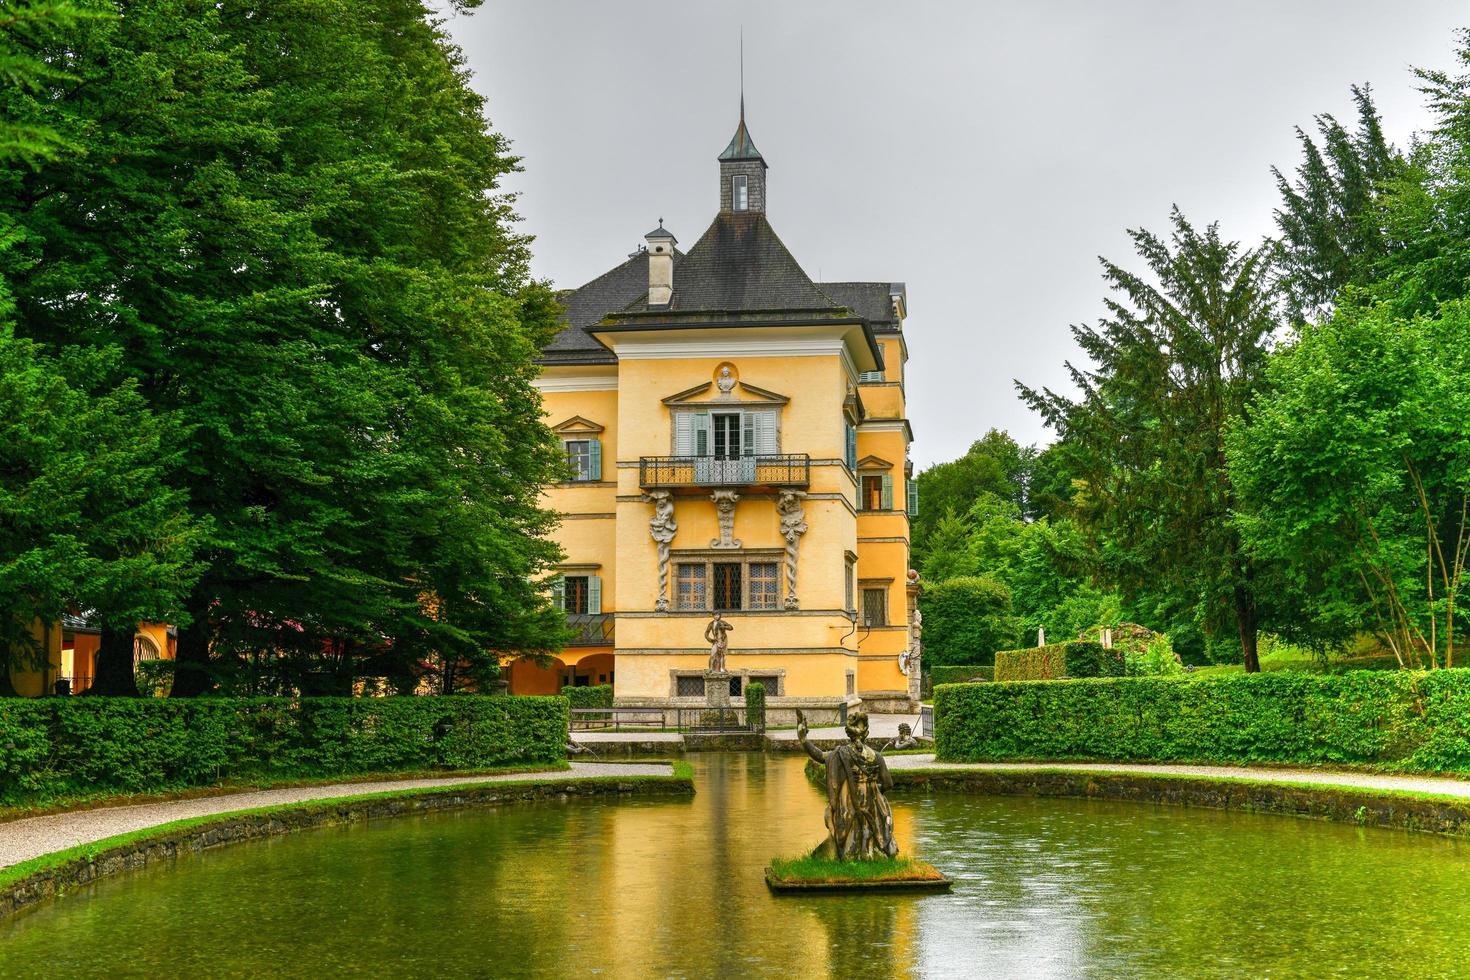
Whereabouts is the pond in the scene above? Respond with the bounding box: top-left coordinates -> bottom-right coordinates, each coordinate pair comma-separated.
4,754 -> 1469,977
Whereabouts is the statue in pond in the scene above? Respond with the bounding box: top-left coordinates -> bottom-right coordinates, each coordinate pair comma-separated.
797,709 -> 898,861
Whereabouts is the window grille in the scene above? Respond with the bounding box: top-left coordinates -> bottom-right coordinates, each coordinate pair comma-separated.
858,369 -> 884,383
675,564 -> 707,611
713,563 -> 742,611
748,563 -> 780,610
676,675 -> 704,697
748,674 -> 780,695
862,588 -> 887,627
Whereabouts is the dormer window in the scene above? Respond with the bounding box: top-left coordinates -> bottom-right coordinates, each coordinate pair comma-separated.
731,175 -> 748,212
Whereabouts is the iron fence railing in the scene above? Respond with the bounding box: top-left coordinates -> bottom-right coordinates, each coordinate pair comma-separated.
569,706 -> 754,734
638,454 -> 810,490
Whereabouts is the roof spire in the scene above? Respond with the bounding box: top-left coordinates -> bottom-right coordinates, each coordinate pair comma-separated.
740,26 -> 745,124
719,33 -> 762,164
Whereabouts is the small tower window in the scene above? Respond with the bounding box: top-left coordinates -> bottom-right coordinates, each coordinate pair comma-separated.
731,174 -> 748,212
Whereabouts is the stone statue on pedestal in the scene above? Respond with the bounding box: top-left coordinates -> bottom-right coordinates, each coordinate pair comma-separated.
797,709 -> 898,861
705,612 -> 733,673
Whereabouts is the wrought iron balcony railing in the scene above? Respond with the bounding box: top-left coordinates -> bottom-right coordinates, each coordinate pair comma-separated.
638,454 -> 811,489
566,612 -> 615,647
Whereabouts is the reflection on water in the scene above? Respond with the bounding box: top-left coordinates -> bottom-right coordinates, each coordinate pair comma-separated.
4,754 -> 1470,978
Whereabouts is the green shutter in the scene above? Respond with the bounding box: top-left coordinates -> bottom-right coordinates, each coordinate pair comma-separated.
907,478 -> 919,517
588,439 -> 602,480
587,575 -> 602,615
845,425 -> 858,470
551,576 -> 566,612
881,474 -> 893,510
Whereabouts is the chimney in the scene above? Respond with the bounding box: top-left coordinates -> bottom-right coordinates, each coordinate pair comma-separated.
644,219 -> 676,306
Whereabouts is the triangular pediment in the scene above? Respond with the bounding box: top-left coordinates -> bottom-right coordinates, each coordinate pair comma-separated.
551,415 -> 604,435
662,380 -> 789,406
856,455 -> 894,470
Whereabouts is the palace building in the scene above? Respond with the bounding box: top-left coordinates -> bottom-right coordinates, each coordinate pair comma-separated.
510,108 -> 919,722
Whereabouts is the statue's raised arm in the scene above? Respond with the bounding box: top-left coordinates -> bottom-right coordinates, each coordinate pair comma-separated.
795,709 -> 826,765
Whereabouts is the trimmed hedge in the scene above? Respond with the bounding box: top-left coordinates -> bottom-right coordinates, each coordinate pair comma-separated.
745,682 -> 767,733
930,666 -> 993,686
562,685 -> 613,709
0,696 -> 568,809
992,641 -> 1121,681
934,670 -> 1470,772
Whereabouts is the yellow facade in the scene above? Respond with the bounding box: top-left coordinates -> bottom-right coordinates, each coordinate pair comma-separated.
516,113 -> 919,721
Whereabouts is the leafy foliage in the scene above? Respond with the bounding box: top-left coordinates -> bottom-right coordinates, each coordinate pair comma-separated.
934,670 -> 1470,773
744,681 -> 766,732
920,576 -> 1018,666
562,685 -> 613,709
0,695 -> 568,808
930,665 -> 993,686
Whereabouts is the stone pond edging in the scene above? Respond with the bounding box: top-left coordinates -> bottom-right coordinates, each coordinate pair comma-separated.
888,767 -> 1470,837
1,771 -> 693,922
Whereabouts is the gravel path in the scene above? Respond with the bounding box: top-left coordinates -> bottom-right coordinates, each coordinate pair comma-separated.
886,754 -> 1470,797
0,761 -> 672,870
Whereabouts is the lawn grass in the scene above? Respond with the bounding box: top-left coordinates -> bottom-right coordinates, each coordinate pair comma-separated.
0,761 -> 575,824
1,761 -> 695,893
766,854 -> 946,884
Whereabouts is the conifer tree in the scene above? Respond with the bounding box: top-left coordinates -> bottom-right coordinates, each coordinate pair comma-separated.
1019,210 -> 1282,671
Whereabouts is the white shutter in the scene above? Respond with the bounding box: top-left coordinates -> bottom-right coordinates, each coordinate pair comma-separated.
588,439 -> 602,480
754,412 -> 778,454
587,576 -> 602,615
695,411 -> 710,456
674,413 -> 694,455
742,412 -> 755,457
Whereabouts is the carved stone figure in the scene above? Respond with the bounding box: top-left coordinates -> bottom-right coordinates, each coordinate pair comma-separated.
645,490 -> 677,611
716,365 -> 737,395
777,489 -> 808,609
798,709 -> 897,861
890,723 -> 918,751
705,612 -> 734,673
900,606 -> 923,676
710,489 -> 741,549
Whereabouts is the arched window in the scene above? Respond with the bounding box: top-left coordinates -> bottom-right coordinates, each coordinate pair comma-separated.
133,633 -> 161,666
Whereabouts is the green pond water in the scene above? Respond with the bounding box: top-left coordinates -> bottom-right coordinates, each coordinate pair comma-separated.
5,754 -> 1470,978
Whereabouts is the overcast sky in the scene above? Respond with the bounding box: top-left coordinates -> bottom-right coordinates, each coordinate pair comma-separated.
446,1 -> 1466,467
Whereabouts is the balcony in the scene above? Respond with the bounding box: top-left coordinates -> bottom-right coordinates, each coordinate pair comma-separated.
566,613 -> 615,647
638,454 -> 811,490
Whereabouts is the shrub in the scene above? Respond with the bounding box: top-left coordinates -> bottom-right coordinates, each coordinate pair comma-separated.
745,682 -> 767,732
930,666 -> 993,686
0,696 -> 568,809
993,641 -> 1121,681
562,685 -> 613,710
922,576 -> 1020,666
134,659 -> 174,697
933,669 -> 1470,773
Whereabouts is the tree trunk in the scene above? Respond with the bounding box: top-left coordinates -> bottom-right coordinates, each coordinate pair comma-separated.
170,604 -> 214,698
1234,585 -> 1260,673
90,624 -> 141,696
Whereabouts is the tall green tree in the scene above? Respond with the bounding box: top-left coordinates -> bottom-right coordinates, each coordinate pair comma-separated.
1272,84 -> 1402,320
1,1 -> 198,696
1019,210 -> 1282,671
2,0 -> 565,696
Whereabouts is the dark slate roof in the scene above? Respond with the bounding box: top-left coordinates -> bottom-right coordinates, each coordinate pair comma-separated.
629,212 -> 839,315
819,282 -> 900,331
719,116 -> 763,161
541,250 -> 682,363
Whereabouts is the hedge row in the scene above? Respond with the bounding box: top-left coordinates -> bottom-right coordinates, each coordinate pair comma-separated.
934,670 -> 1470,772
562,685 -> 614,709
992,641 -> 1120,681
745,682 -> 767,732
0,696 -> 568,809
930,666 -> 994,686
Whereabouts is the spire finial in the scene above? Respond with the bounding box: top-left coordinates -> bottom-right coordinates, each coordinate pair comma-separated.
739,27 -> 745,122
